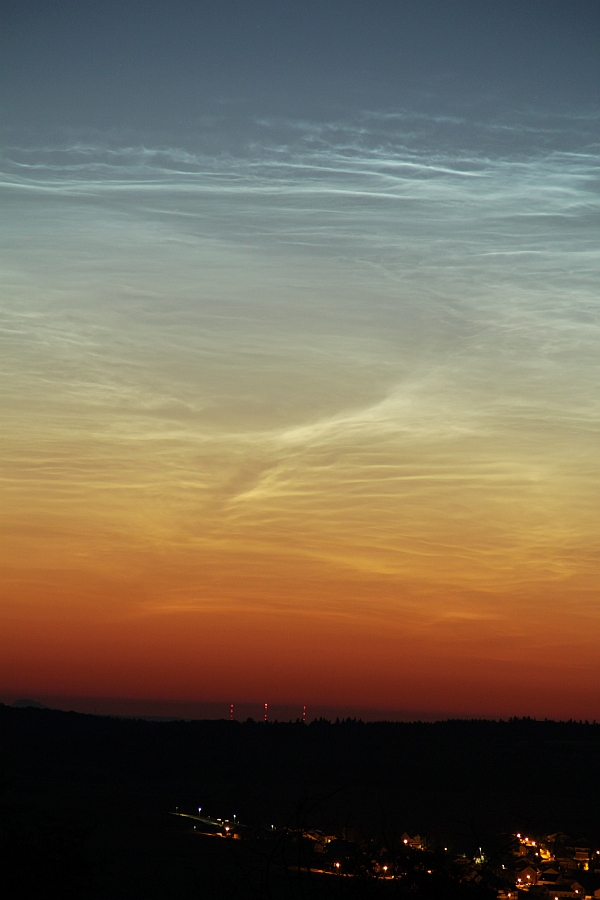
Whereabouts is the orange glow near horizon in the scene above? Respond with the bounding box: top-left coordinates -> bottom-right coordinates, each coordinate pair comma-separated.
2,516 -> 600,718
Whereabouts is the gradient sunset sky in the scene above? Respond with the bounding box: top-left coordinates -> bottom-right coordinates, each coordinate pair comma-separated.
2,1 -> 600,719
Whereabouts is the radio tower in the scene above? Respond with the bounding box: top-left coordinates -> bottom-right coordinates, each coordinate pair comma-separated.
263,702 -> 268,722
302,705 -> 306,724
229,703 -> 234,721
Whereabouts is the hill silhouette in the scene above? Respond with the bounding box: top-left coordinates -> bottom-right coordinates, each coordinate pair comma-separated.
1,705 -> 599,897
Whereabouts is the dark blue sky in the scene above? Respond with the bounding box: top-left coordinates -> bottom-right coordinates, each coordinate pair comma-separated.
2,0 -> 599,134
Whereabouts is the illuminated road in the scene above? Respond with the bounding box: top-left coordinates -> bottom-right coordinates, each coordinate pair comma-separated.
170,811 -> 235,835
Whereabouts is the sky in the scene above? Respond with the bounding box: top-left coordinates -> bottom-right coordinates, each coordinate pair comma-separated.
1,0 -> 600,720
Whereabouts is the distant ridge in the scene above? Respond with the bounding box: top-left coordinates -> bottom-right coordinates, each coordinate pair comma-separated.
11,699 -> 49,709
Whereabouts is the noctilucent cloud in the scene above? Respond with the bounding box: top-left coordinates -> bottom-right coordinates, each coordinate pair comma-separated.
2,1 -> 600,719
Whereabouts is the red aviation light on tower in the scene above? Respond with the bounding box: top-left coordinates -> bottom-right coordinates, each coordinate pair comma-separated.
229,703 -> 234,721
302,705 -> 306,723
264,703 -> 268,722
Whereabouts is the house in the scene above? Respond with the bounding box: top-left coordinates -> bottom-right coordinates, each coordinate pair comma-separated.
547,881 -> 586,899
537,868 -> 560,886
515,865 -> 539,886
401,832 -> 425,851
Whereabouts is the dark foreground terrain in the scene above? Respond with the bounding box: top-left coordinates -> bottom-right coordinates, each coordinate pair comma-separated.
2,706 -> 600,898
